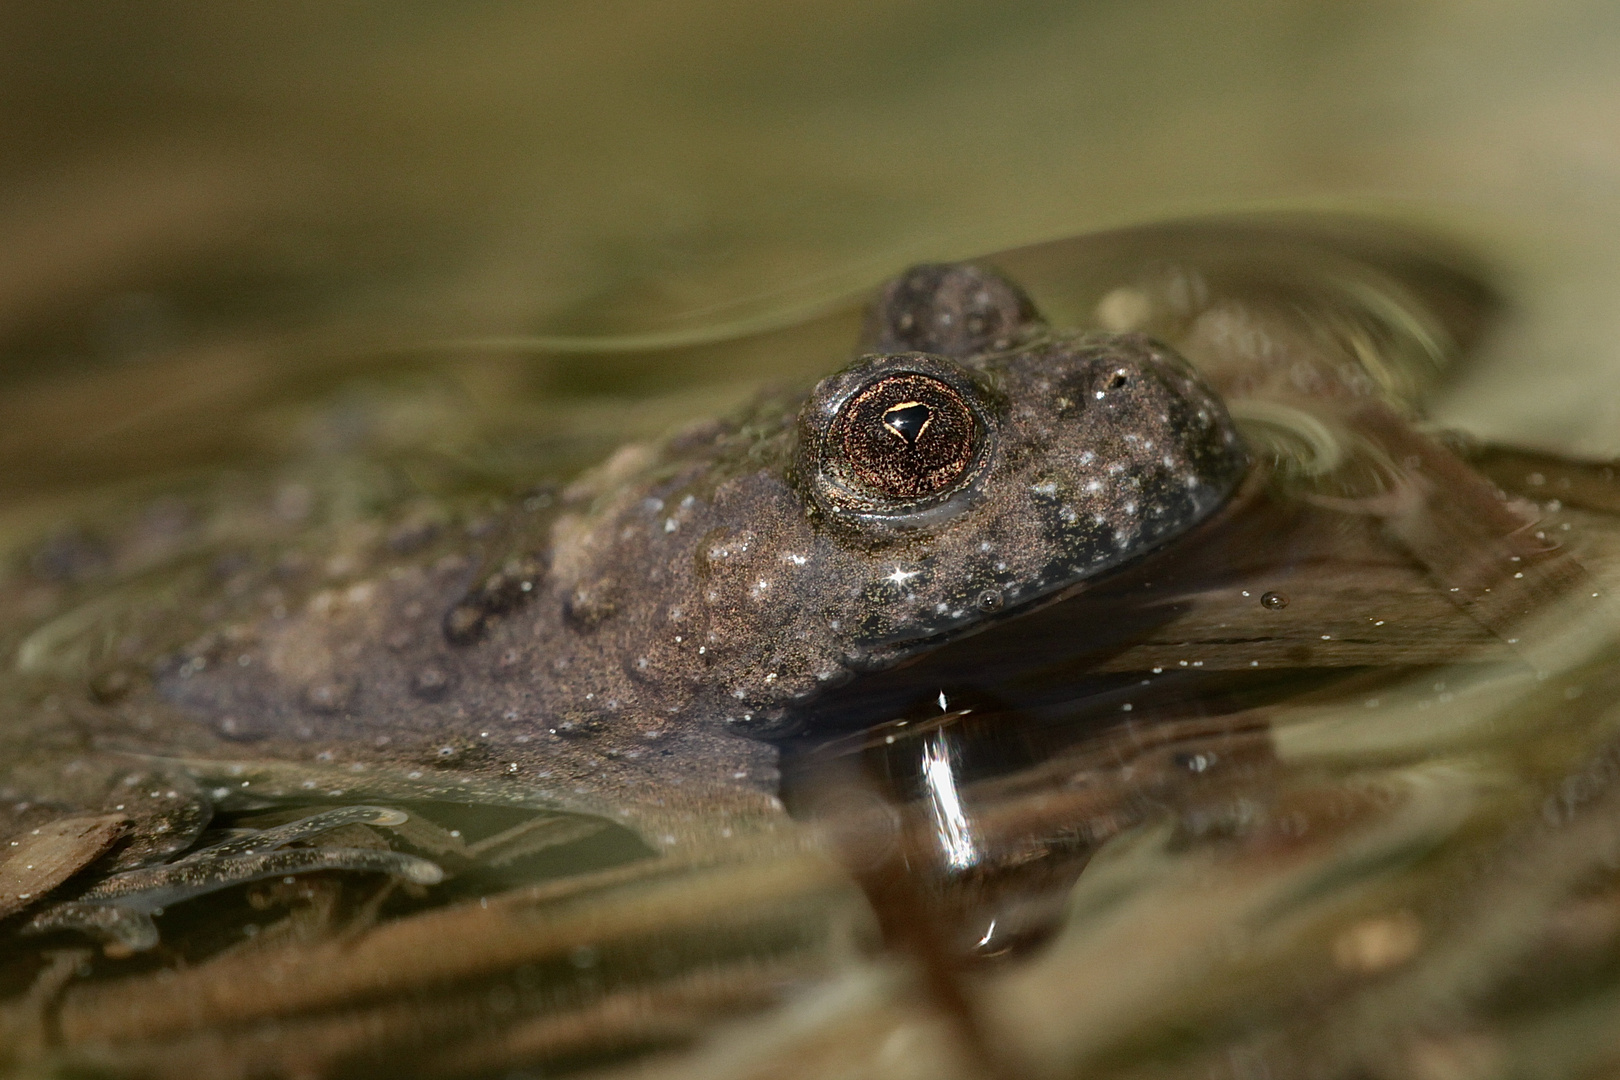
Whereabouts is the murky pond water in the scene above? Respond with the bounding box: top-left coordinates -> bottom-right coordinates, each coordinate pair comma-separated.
5,5 -> 1620,1079
3,215 -> 1617,1080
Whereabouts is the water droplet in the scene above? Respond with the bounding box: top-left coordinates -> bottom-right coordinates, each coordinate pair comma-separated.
1261,591 -> 1288,610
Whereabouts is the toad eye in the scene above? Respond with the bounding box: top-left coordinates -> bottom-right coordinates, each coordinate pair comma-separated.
799,352 -> 996,525
827,373 -> 979,502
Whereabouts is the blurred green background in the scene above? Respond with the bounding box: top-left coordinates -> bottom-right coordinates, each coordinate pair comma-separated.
4,1 -> 1620,449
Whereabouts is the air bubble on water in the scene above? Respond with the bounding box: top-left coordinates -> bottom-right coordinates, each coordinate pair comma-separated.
1261,592 -> 1288,610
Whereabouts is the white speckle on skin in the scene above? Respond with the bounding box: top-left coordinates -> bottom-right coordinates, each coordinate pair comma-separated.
1084,480 -> 1102,493
664,518 -> 678,533
782,552 -> 808,565
886,567 -> 922,587
1032,481 -> 1058,496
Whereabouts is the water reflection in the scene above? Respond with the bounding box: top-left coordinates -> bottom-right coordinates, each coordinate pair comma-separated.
920,729 -> 976,873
